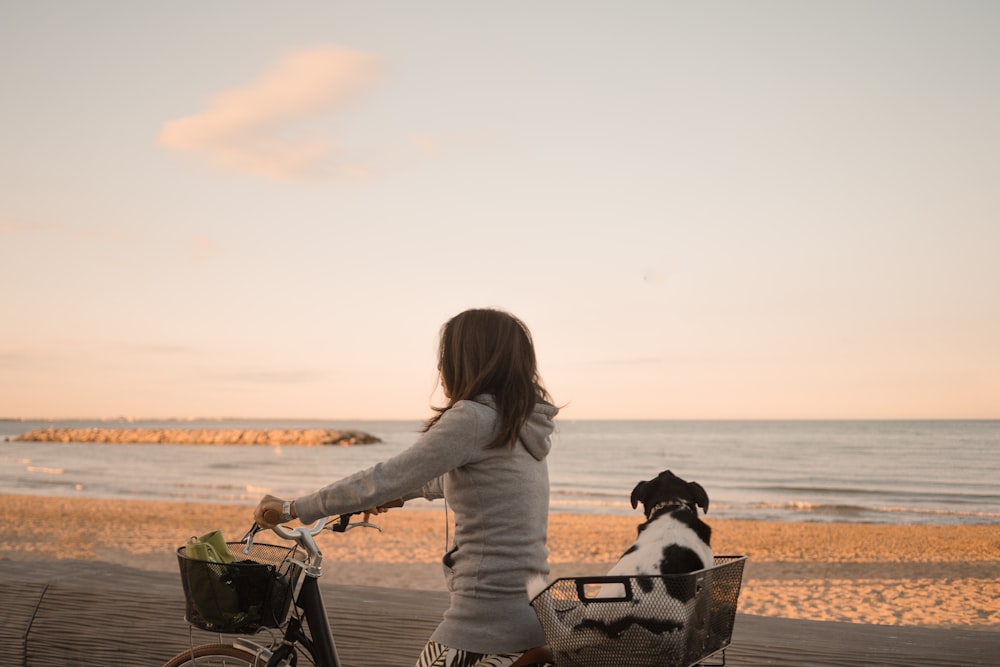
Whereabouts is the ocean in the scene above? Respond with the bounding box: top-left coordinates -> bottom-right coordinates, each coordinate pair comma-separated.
1,419 -> 997,526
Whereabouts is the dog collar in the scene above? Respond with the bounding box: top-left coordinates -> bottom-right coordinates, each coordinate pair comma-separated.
648,501 -> 670,516
647,499 -> 692,519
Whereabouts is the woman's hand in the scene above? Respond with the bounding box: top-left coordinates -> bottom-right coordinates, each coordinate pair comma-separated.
362,498 -> 404,522
254,494 -> 296,529
365,498 -> 405,516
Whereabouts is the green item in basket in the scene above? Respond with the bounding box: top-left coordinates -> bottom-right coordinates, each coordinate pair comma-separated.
183,530 -> 246,630
186,530 -> 237,564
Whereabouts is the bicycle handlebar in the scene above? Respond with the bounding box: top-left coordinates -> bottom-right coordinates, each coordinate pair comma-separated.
272,516 -> 328,540
259,510 -> 380,543
243,503 -> 398,558
243,511 -> 375,563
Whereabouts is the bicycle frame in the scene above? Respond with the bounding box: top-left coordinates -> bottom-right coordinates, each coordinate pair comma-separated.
245,573 -> 340,667
241,516 -> 368,667
293,573 -> 341,666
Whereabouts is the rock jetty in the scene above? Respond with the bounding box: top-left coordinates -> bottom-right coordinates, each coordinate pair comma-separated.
14,427 -> 381,446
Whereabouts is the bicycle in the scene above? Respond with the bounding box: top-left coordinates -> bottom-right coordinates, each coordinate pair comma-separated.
163,512 -> 384,667
163,509 -> 741,667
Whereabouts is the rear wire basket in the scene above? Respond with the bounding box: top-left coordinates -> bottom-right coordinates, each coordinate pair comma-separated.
530,555 -> 747,667
176,542 -> 303,633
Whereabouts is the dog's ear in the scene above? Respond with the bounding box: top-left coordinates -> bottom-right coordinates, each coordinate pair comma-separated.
630,480 -> 651,510
688,481 -> 710,514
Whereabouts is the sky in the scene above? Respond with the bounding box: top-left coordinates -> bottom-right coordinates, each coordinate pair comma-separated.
2,2 -> 998,421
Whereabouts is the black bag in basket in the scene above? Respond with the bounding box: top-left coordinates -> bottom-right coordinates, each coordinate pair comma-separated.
177,540 -> 301,633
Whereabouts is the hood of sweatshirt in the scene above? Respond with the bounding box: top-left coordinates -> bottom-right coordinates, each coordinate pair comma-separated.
474,394 -> 558,461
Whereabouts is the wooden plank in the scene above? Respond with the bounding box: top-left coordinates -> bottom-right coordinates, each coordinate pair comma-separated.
1,561 -> 996,666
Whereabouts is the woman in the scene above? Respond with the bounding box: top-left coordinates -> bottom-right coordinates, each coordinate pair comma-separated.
255,308 -> 558,667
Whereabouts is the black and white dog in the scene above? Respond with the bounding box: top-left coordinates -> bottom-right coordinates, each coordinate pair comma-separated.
528,470 -> 713,666
607,469 -> 713,579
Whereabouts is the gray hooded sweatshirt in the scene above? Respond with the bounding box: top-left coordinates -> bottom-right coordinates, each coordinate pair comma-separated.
293,395 -> 558,654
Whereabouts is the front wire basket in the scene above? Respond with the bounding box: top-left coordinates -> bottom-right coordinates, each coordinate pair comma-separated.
176,541 -> 303,633
530,555 -> 747,667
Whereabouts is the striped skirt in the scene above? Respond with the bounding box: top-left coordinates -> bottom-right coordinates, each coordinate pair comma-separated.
414,640 -> 551,667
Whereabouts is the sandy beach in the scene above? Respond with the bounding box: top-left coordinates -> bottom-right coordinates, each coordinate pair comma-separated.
1,493 -> 997,631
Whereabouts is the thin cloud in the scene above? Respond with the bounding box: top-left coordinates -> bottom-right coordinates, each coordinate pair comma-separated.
0,222 -> 41,234
118,343 -> 194,355
189,234 -> 221,262
411,134 -> 441,156
157,47 -> 382,181
0,351 -> 26,368
592,358 -> 664,366
218,370 -> 326,385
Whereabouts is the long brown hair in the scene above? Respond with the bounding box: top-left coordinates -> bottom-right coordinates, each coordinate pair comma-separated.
423,308 -> 552,449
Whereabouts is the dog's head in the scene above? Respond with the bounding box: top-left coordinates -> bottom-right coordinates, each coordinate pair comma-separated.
630,470 -> 709,519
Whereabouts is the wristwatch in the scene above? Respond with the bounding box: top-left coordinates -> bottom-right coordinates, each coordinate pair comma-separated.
280,500 -> 296,523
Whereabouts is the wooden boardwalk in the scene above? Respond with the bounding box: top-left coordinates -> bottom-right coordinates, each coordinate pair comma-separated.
1,560 -> 995,666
